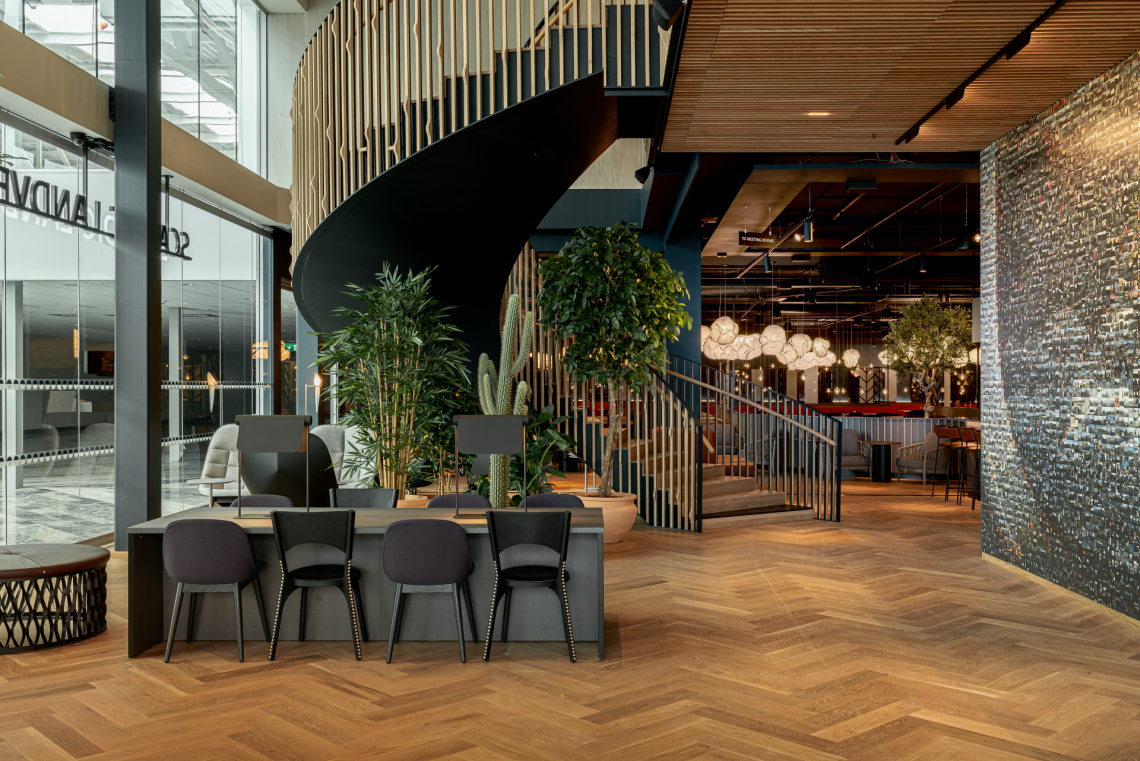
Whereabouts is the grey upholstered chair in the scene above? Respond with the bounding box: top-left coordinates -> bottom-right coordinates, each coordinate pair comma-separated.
330,488 -> 398,509
162,519 -> 269,663
197,424 -> 250,500
519,493 -> 585,509
426,493 -> 493,512
382,519 -> 478,663
840,429 -> 871,474
895,432 -> 946,484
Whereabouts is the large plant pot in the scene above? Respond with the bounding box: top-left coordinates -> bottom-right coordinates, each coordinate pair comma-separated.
397,494 -> 429,508
578,492 -> 638,544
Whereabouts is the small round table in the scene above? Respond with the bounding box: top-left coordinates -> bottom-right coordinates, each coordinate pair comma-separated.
186,477 -> 234,506
0,545 -> 110,652
867,441 -> 900,483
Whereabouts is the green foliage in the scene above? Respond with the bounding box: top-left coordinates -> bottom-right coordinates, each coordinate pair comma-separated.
537,222 -> 690,497
538,222 -> 692,392
881,296 -> 974,411
316,264 -> 470,494
476,293 -> 532,507
469,405 -> 576,506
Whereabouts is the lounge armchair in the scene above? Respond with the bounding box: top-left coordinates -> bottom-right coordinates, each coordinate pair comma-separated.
840,429 -> 871,475
895,432 -> 946,485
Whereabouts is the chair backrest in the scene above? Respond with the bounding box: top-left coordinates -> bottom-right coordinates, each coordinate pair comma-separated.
519,493 -> 584,509
311,425 -> 346,481
163,518 -> 258,585
232,494 -> 294,509
959,427 -> 978,443
240,434 -> 337,507
921,431 -> 940,453
382,519 -> 472,585
270,510 -> 356,575
841,428 -> 861,455
330,488 -> 397,509
426,493 -> 493,510
485,510 -> 571,564
932,425 -> 961,441
200,424 -> 239,480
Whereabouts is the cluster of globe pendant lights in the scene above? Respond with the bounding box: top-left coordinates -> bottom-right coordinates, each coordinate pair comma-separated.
701,318 -> 839,371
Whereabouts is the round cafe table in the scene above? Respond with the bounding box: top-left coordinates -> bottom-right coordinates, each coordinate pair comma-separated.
186,477 -> 234,506
867,441 -> 900,483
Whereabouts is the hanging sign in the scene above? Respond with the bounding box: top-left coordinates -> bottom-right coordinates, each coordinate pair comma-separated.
739,231 -> 776,246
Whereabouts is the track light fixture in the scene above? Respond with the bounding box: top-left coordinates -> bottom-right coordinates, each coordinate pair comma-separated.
918,253 -> 927,273
956,222 -> 971,250
802,216 -> 813,243
763,254 -> 772,273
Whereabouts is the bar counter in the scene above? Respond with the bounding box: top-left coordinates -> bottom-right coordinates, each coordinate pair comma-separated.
127,507 -> 605,659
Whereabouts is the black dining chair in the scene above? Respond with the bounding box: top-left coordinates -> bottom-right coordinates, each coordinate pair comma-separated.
162,519 -> 269,663
425,493 -> 493,511
483,510 -> 576,663
518,493 -> 585,509
268,510 -> 366,661
330,488 -> 398,509
382,519 -> 478,663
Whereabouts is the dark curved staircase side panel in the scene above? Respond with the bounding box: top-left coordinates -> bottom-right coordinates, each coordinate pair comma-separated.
293,73 -> 617,365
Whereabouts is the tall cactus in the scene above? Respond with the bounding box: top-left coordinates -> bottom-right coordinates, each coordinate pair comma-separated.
477,294 -> 533,508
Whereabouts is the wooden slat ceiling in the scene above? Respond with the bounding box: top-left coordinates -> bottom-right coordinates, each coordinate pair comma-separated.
663,0 -> 1140,153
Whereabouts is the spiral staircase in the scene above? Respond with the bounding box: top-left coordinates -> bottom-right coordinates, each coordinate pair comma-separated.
288,0 -> 843,531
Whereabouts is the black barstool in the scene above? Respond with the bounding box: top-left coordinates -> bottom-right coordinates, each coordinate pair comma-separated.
382,519 -> 478,663
483,510 -> 576,663
931,426 -> 963,501
268,510 -> 366,661
162,519 -> 269,663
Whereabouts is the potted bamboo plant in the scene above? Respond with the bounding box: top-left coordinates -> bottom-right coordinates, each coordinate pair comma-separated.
538,222 -> 691,542
317,265 -> 470,497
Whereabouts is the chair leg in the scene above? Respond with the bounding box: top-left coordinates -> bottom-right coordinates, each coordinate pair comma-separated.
482,582 -> 505,662
386,583 -> 403,664
500,587 -> 513,644
164,582 -> 185,664
353,581 -> 369,642
252,576 -> 270,643
185,592 -> 197,644
268,581 -> 289,662
345,581 -> 363,662
556,576 -> 577,664
462,580 -> 478,642
298,587 -> 308,642
233,583 -> 245,663
451,584 -> 467,663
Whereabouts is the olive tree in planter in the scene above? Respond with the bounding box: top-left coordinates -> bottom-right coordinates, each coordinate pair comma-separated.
538,222 -> 691,501
317,264 -> 470,495
881,295 -> 974,417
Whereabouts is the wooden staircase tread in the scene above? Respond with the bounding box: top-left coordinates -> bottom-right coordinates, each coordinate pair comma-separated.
702,489 -> 787,515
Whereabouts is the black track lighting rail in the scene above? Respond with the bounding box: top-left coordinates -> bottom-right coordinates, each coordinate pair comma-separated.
840,184 -> 945,249
895,0 -> 1069,145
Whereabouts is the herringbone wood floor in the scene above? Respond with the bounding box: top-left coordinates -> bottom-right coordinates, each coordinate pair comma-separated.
3,481 -> 1140,760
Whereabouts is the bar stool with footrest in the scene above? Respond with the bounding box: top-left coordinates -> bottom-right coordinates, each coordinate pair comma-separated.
162,519 -> 269,663
382,519 -> 478,663
958,427 -> 981,509
930,426 -> 963,501
330,488 -> 398,508
268,510 -> 366,661
483,510 -> 576,663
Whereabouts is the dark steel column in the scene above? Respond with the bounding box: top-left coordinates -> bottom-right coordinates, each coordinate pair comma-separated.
114,0 -> 162,549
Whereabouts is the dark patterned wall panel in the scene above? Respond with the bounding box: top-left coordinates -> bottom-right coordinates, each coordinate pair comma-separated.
982,50 -> 1140,620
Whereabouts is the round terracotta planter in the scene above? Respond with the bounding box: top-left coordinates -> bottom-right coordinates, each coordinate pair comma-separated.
577,492 -> 638,544
397,494 -> 429,508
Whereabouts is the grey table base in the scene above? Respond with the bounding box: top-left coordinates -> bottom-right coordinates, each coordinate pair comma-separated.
128,507 -> 605,660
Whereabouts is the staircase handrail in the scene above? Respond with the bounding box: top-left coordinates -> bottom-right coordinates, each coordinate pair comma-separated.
660,368 -> 837,447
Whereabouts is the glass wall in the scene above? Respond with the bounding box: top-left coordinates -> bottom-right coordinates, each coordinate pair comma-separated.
0,121 -> 268,544
2,0 -> 266,173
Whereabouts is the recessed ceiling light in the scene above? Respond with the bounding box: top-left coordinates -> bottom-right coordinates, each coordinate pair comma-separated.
806,112 -> 831,116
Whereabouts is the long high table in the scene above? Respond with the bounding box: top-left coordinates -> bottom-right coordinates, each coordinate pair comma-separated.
127,507 -> 605,659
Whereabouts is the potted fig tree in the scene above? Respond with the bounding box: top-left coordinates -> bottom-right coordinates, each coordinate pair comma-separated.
538,222 -> 691,542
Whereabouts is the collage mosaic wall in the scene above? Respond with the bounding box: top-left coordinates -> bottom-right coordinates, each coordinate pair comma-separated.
981,50 -> 1140,619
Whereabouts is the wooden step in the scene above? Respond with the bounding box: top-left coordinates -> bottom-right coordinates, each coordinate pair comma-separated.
702,463 -> 725,480
702,489 -> 787,517
702,476 -> 755,499
702,509 -> 814,529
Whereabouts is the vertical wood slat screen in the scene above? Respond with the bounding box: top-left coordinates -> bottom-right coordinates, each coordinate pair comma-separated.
291,0 -> 662,252
506,246 -> 701,531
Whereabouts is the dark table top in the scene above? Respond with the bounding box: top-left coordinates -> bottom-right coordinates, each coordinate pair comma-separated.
127,507 -> 606,535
